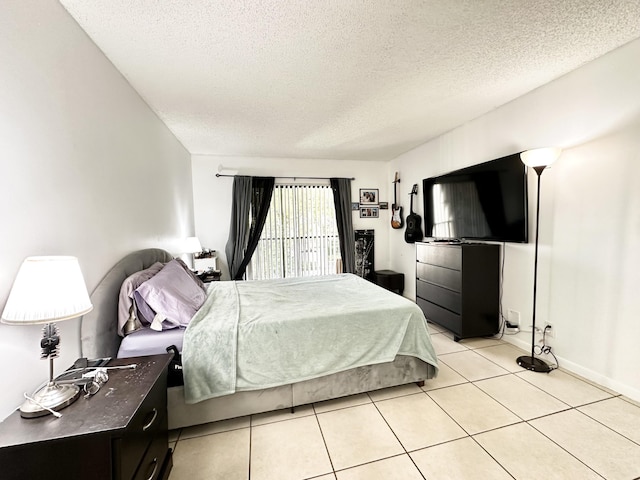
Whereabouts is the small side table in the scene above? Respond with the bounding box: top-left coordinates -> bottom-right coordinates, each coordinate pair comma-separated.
0,354 -> 173,480
374,270 -> 405,295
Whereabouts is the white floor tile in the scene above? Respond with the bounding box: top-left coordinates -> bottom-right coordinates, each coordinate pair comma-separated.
458,337 -> 505,349
336,454 -> 424,480
367,382 -> 423,402
621,395 -> 640,408
427,383 -> 521,435
516,369 -> 613,407
251,403 -> 314,426
180,415 -> 250,440
317,403 -> 404,470
427,321 -> 445,334
475,422 -> 602,480
439,349 -> 510,381
579,397 -> 640,445
250,415 -> 333,480
430,332 -> 469,354
171,428 -> 249,480
168,348 -> 637,479
375,392 -> 467,451
421,362 -> 468,391
530,409 -> 640,479
411,437 -> 513,480
474,343 -> 528,373
475,374 -> 570,420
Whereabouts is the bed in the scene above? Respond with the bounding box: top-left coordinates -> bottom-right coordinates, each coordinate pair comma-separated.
80,248 -> 438,429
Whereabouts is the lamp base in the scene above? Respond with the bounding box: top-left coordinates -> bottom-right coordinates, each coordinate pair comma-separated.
20,382 -> 80,418
517,355 -> 552,373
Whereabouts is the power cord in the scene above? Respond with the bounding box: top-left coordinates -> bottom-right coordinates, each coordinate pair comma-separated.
491,244 -> 558,371
494,242 -> 518,339
535,325 -> 559,370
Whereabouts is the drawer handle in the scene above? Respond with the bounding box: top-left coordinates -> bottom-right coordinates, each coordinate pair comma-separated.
142,408 -> 158,431
145,457 -> 158,480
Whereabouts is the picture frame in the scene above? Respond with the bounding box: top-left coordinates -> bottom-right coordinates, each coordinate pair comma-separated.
359,206 -> 379,218
351,202 -> 360,211
379,202 -> 389,210
359,189 -> 379,205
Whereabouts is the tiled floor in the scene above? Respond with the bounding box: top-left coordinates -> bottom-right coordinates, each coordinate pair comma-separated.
168,324 -> 640,479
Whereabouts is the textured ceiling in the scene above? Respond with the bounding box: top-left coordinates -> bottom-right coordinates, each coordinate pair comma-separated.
59,0 -> 640,161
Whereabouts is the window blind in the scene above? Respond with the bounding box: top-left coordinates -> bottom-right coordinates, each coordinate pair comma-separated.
249,184 -> 341,280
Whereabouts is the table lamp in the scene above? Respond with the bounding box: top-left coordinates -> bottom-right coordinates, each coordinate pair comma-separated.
184,236 -> 202,269
1,256 -> 93,417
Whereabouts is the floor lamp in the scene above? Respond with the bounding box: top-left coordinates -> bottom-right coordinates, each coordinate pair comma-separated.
516,147 -> 561,373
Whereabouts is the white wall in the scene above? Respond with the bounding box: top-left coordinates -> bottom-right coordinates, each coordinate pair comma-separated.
389,38 -> 640,400
191,155 -> 393,279
0,1 -> 193,419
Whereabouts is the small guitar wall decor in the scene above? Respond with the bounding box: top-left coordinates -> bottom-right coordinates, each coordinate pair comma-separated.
391,172 -> 403,229
404,184 -> 423,244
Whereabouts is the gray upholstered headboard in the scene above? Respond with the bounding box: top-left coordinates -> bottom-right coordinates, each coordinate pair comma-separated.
80,248 -> 173,359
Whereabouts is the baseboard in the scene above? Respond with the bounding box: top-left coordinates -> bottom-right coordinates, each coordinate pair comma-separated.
501,336 -> 640,403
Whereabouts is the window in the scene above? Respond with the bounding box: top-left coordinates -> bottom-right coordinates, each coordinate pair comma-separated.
249,184 -> 341,280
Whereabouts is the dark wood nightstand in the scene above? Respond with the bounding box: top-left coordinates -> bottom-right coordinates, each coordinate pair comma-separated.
374,270 -> 405,295
0,354 -> 173,480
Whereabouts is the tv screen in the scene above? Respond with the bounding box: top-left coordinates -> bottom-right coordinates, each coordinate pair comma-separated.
422,153 -> 528,243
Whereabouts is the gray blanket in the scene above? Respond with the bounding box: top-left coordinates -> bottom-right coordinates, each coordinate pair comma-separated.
182,274 -> 438,404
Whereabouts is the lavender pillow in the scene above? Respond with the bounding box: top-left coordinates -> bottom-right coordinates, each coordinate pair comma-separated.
173,257 -> 207,292
117,262 -> 164,336
135,259 -> 207,330
133,289 -> 158,326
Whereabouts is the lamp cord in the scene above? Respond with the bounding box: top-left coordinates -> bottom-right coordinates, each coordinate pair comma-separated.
535,326 -> 559,370
494,241 -> 512,339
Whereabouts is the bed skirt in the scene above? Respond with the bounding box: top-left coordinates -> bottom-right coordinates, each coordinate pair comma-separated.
168,355 -> 435,429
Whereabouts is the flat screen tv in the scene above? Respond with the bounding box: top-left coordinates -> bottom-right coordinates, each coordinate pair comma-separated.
422,153 -> 528,243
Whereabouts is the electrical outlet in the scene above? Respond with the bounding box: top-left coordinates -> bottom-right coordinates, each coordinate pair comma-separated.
507,309 -> 520,327
543,322 -> 554,338
507,310 -> 520,326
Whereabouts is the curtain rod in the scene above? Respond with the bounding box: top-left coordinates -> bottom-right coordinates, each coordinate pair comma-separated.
215,173 -> 355,181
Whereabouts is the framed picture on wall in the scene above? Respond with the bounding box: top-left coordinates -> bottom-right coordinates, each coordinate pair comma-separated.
379,202 -> 389,210
351,202 -> 360,211
359,189 -> 379,205
360,206 -> 379,218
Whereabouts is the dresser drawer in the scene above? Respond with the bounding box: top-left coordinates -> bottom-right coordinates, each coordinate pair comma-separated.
416,298 -> 461,333
118,376 -> 167,480
417,280 -> 461,314
416,243 -> 461,270
133,433 -> 170,480
416,263 -> 461,291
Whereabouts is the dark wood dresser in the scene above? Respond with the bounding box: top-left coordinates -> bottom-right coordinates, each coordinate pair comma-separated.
0,354 -> 173,480
416,242 -> 500,341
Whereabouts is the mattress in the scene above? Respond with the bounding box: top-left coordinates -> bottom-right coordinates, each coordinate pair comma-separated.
117,327 -> 185,358
183,274 -> 438,404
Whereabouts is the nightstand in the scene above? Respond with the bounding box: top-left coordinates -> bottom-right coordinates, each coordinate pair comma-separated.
0,354 -> 173,480
374,270 -> 404,295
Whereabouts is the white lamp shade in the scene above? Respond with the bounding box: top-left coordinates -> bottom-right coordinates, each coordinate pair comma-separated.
184,236 -> 202,254
520,147 -> 562,167
1,256 -> 93,325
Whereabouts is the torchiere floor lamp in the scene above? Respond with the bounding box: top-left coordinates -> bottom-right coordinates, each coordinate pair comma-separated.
516,147 -> 561,373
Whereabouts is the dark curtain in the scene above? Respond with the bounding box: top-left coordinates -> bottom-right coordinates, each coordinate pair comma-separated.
225,176 -> 275,281
235,177 -> 275,280
330,177 -> 355,273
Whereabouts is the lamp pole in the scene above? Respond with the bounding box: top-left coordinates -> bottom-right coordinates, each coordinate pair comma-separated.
516,166 -> 552,372
516,147 -> 561,373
